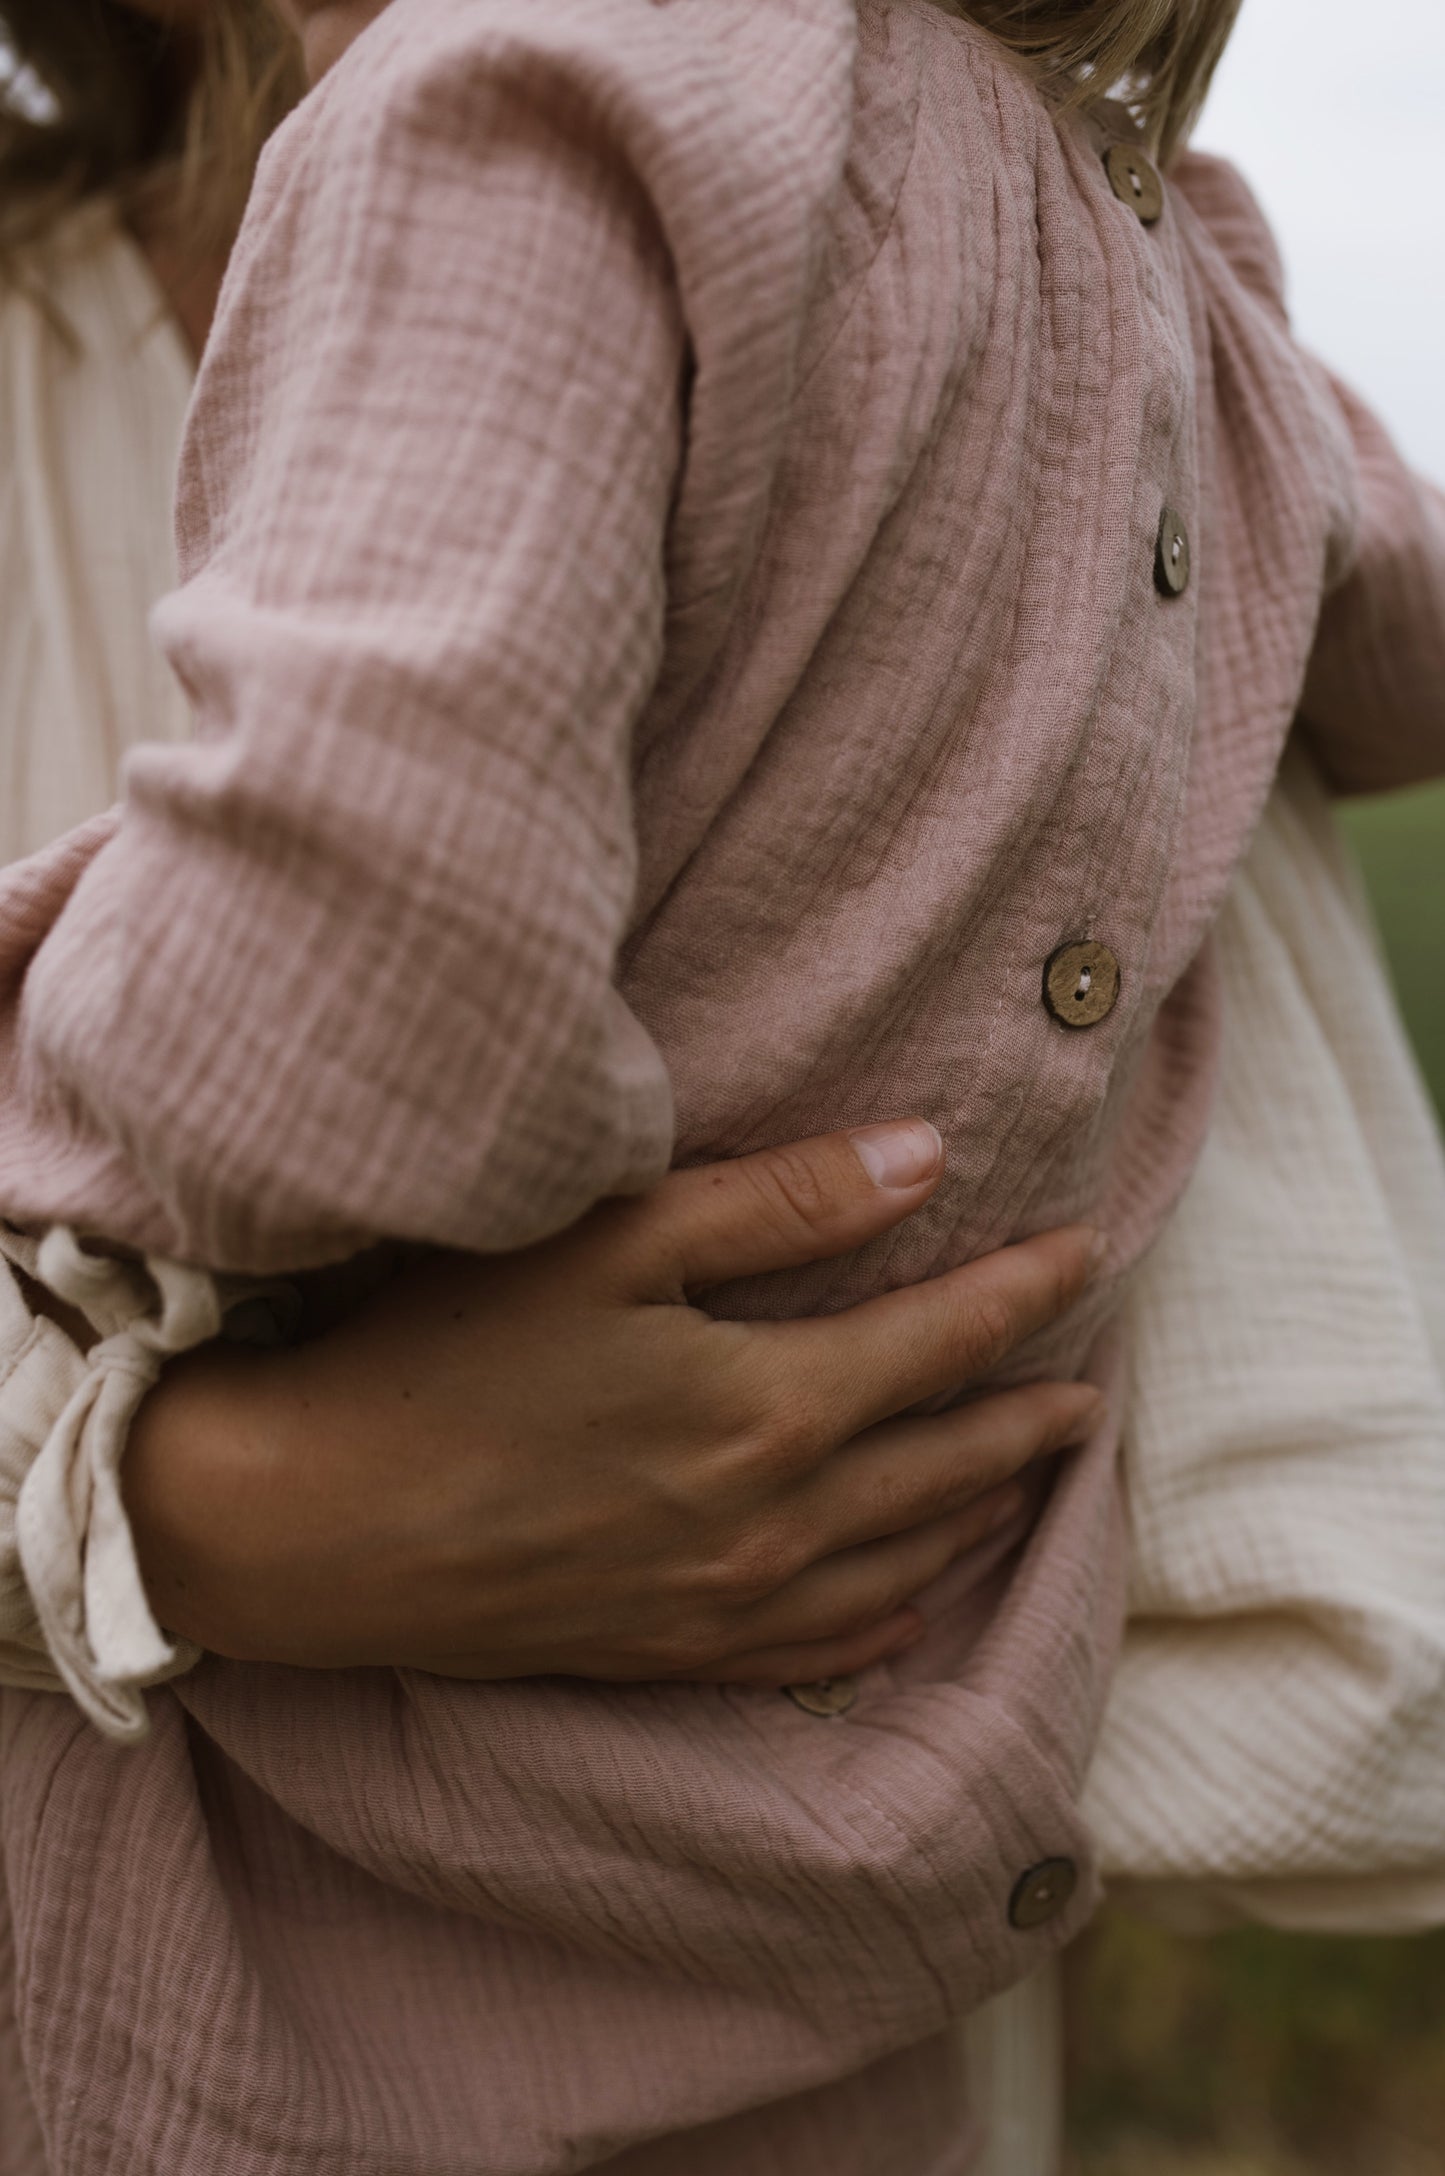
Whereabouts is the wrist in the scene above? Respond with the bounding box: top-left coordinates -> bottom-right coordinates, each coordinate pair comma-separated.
123,1343 -> 303,1662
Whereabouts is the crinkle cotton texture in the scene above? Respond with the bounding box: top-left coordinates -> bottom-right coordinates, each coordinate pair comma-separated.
1088,748 -> 1445,1930
0,0 -> 1443,2172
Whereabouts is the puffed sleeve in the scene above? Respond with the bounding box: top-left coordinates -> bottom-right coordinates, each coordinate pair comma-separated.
0,0 -> 852,1732
1174,147 -> 1445,796
1297,379 -> 1445,795
0,0 -> 695,1275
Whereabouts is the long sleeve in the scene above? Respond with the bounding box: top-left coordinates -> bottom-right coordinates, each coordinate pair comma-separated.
0,4 -> 692,1275
1298,376 -> 1445,795
0,0 -> 855,1734
1173,148 -> 1445,801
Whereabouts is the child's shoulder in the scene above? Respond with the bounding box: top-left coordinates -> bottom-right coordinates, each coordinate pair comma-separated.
299,0 -> 858,177
268,0 -> 863,349
1169,148 -> 1290,318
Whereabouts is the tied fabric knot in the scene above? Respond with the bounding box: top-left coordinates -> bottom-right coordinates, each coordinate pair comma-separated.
1,1226 -> 298,1741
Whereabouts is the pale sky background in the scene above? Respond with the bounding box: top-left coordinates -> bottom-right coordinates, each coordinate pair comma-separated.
1195,0 -> 1445,480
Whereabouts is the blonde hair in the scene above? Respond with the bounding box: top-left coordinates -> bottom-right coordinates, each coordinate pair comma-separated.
957,0 -> 1244,164
0,0 -> 304,262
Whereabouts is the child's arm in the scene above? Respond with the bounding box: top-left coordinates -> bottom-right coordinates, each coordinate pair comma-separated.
1298,376 -> 1445,796
0,6 -> 690,1274
0,3 -> 1103,1747
1172,146 -> 1445,797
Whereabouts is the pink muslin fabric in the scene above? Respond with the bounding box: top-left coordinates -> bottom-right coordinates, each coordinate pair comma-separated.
0,1 -> 1443,2170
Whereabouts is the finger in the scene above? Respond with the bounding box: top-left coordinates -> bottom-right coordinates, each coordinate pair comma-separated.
677,1608 -> 928,1687
761,1223 -> 1105,1442
712,1500 -> 1026,1659
596,1120 -> 945,1298
412,1477 -> 1031,1689
794,1380 -> 1104,1553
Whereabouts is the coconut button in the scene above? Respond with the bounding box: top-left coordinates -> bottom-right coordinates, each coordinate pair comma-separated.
1155,507 -> 1191,597
1008,1857 -> 1079,1931
1042,940 -> 1121,1030
784,1677 -> 859,1718
1104,142 -> 1165,226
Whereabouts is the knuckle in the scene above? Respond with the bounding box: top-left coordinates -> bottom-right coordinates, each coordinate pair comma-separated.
958,1282 -> 1021,1373
735,1363 -> 829,1473
708,1521 -> 804,1604
760,1390 -> 828,1471
706,1333 -> 779,1438
748,1144 -> 837,1241
864,1459 -> 946,1534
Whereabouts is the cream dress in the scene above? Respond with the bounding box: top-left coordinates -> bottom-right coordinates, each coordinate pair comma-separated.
969,750 -> 1445,2170
2,195 -> 1445,2176
0,201 -> 192,865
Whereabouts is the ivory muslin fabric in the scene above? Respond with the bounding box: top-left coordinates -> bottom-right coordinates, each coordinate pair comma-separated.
0,203 -> 192,866
0,209 -> 205,1732
964,1961 -> 1064,2175
0,2 -> 1442,2170
0,1225 -> 205,1733
1085,745 -> 1445,1928
0,1219 -> 300,1741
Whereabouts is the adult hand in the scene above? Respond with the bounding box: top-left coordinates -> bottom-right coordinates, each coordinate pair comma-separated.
124,1119 -> 1106,1685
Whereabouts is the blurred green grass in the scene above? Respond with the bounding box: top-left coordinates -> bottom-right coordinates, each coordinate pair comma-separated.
1342,780 -> 1445,1116
1066,779 -> 1445,2172
1065,1915 -> 1445,2175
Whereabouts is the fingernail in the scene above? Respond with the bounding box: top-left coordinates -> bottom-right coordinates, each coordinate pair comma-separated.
1085,1229 -> 1111,1280
849,1119 -> 943,1190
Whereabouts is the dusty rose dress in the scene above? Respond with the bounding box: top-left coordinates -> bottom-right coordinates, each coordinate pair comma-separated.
0,2 -> 1442,2171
